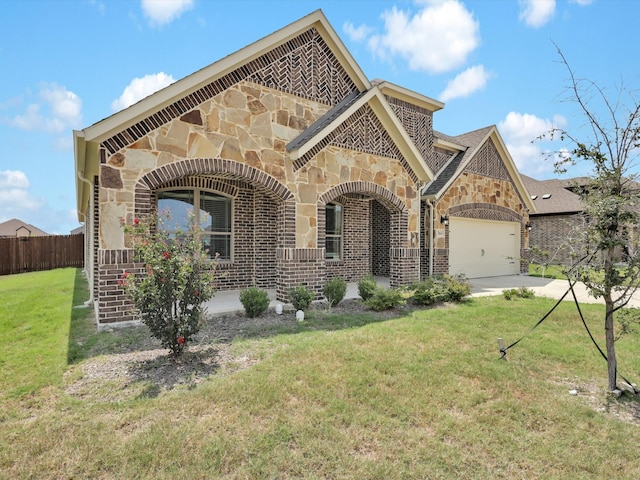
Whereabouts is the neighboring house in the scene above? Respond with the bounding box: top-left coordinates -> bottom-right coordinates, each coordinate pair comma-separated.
70,225 -> 84,235
521,175 -> 583,264
0,218 -> 48,238
74,10 -> 534,326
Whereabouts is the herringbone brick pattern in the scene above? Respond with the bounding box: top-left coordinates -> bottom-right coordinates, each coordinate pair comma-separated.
386,96 -> 434,166
102,28 -> 357,156
466,139 -> 511,181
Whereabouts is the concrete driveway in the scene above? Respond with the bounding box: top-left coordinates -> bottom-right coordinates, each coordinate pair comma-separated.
470,274 -> 640,308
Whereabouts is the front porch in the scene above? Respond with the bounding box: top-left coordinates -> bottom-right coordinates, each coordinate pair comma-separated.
203,277 -> 391,316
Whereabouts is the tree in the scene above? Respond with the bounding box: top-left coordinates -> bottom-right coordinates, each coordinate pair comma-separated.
542,46 -> 640,393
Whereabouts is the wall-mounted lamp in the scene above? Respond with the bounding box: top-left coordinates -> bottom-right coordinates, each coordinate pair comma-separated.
440,214 -> 449,226
525,222 -> 532,232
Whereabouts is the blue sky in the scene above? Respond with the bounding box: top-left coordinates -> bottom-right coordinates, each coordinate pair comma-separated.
0,0 -> 638,234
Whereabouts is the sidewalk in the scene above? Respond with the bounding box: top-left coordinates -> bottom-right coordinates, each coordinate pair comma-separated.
204,274 -> 640,316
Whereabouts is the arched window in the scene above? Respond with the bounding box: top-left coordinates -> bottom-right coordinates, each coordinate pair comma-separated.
157,189 -> 232,260
325,202 -> 343,260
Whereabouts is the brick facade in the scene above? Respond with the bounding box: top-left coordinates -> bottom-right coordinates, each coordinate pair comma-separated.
529,213 -> 582,265
79,12 -> 530,326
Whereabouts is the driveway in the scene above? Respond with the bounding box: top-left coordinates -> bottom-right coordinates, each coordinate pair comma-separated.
470,274 -> 640,308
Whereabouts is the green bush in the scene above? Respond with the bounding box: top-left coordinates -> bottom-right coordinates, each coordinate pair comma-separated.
358,274 -> 377,301
239,286 -> 270,318
445,274 -> 471,301
121,213 -> 216,357
503,286 -> 535,300
323,277 -> 347,307
364,287 -> 406,311
289,285 -> 315,311
411,275 -> 471,306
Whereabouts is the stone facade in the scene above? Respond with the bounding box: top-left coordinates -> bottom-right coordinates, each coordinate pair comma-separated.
77,12 -> 533,326
422,140 -> 530,277
94,76 -> 422,323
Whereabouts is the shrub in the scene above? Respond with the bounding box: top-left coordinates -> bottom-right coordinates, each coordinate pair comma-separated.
358,274 -> 377,301
121,212 -> 216,357
239,286 -> 270,318
411,275 -> 471,306
364,287 -> 406,311
503,286 -> 535,300
412,278 -> 448,306
445,274 -> 471,301
289,285 -> 315,311
323,277 -> 347,307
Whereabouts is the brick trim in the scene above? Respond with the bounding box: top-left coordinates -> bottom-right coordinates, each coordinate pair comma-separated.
317,180 -> 407,211
134,158 -> 293,217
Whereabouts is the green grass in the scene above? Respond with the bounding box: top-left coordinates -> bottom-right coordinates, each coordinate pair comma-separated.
529,262 -> 568,279
2,269 -> 640,478
0,268 -> 88,399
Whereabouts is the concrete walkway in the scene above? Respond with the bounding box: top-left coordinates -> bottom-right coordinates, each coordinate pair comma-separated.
204,274 -> 640,316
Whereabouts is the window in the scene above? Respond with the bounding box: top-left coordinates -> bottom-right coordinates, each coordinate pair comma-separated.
325,202 -> 343,260
158,189 -> 232,260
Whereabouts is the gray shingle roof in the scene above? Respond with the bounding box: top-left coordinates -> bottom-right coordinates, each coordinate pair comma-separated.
520,175 -> 583,215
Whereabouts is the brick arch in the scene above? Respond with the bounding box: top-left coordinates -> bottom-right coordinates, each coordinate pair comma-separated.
317,181 -> 407,212
133,158 -> 293,216
449,202 -> 523,223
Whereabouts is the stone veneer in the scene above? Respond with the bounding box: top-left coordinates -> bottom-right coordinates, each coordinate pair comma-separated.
424,170 -> 529,277
94,80 -> 422,324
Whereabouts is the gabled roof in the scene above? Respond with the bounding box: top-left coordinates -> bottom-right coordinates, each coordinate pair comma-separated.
0,218 -> 48,237
287,85 -> 435,182
422,126 -> 535,212
521,174 -> 583,215
74,9 -> 372,221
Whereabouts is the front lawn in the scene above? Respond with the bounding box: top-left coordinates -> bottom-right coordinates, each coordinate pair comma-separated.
2,269 -> 640,478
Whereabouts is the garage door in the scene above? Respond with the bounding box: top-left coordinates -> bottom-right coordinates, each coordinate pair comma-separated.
448,217 -> 520,278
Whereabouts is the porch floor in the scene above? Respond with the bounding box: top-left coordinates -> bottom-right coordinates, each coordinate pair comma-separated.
203,277 -> 390,316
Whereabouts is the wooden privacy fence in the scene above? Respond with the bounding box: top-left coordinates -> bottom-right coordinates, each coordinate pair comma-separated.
0,234 -> 84,276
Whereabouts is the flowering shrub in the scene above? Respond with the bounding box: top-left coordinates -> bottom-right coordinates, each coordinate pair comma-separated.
120,212 -> 216,357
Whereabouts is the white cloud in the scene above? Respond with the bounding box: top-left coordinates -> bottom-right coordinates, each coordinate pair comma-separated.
8,83 -> 82,135
111,72 -> 175,112
439,65 -> 491,102
368,0 -> 479,74
343,21 -> 373,42
519,0 -> 556,28
0,170 -> 30,189
141,0 -> 193,27
499,111 -> 567,175
569,0 -> 593,5
0,170 -> 44,222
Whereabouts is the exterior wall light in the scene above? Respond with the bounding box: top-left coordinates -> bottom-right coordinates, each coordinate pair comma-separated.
440,214 -> 449,226
526,222 -> 532,232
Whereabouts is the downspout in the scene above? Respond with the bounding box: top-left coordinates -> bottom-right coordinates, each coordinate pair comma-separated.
76,169 -> 94,305
428,200 -> 434,277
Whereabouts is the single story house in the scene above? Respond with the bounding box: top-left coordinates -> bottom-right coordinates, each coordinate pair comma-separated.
0,218 -> 48,238
74,10 -> 535,326
521,175 -> 583,264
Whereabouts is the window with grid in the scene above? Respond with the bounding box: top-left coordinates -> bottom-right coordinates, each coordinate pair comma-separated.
157,189 -> 232,260
325,202 -> 343,260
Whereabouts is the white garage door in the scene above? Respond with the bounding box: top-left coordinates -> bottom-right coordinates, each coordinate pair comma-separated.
448,217 -> 520,278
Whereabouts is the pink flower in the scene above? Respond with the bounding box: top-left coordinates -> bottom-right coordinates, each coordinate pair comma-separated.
163,251 -> 170,260
133,218 -> 139,225
177,336 -> 185,345
194,290 -> 199,296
